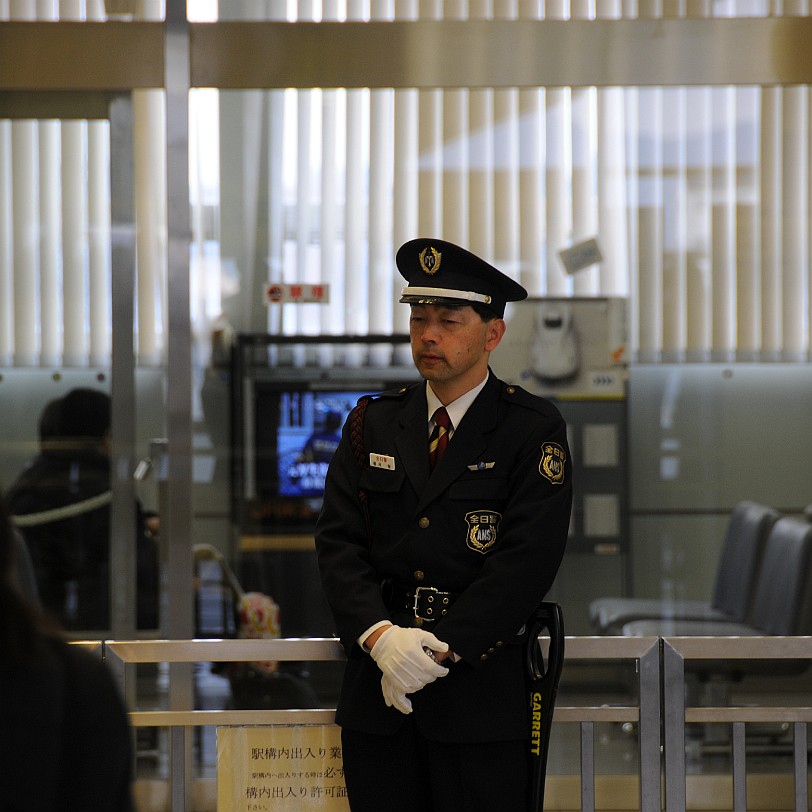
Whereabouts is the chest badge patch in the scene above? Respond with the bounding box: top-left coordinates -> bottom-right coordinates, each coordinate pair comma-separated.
539,442 -> 566,485
465,510 -> 502,555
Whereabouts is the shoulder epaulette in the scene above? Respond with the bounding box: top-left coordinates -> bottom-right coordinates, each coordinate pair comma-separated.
363,381 -> 419,403
500,382 -> 560,416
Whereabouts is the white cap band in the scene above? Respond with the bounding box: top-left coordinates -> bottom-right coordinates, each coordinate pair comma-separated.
400,286 -> 492,305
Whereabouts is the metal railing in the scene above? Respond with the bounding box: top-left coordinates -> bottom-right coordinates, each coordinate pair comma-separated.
84,634 -> 812,811
662,636 -> 812,812
97,635 -> 661,812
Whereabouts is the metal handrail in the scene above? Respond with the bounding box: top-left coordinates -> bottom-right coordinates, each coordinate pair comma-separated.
80,633 -> 812,811
662,635 -> 812,812
96,634 -> 661,812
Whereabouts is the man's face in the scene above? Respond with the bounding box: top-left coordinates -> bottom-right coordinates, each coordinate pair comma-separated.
409,304 -> 505,399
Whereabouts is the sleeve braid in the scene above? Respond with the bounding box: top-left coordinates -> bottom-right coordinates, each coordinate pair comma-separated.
349,396 -> 373,537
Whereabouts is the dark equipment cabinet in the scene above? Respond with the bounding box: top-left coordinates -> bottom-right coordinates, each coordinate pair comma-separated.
231,333 -> 415,639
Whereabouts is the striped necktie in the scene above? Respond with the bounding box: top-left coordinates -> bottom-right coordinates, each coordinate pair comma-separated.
429,407 -> 451,471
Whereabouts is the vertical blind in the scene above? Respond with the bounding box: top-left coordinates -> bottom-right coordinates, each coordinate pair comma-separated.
0,0 -> 810,367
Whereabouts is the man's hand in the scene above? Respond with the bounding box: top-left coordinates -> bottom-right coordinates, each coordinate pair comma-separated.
369,625 -> 450,693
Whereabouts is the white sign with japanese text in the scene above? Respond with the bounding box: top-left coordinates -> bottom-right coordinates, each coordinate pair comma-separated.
217,725 -> 349,811
264,283 -> 330,304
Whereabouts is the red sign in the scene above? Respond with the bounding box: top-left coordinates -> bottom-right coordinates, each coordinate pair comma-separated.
264,283 -> 330,304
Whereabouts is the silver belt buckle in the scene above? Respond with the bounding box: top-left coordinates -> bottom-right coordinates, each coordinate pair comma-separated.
413,586 -> 447,622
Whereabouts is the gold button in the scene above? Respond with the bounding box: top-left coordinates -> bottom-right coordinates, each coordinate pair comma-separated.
480,653 -> 488,661
414,570 -> 425,581
507,386 -> 516,394
419,517 -> 430,529
496,640 -> 504,647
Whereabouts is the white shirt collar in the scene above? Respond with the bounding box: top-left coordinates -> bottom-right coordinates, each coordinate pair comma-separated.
426,373 -> 489,435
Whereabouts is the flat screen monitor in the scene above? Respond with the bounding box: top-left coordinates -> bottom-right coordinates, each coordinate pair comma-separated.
239,378 -> 415,536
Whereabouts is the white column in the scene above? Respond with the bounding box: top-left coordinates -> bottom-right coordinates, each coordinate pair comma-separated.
9,0 -> 36,19
635,0 -> 664,361
393,1 -> 419,360
319,0 -> 342,362
571,86 -> 598,296
86,0 -> 112,365
417,1 -> 444,237
344,2 -> 369,363
468,85 -> 494,260
133,0 -> 167,365
781,85 -> 808,360
570,0 -> 597,297
10,0 -> 39,366
369,1 -> 395,365
295,89 -> 314,332
517,1 -> 544,295
61,120 -> 90,365
518,85 -> 544,295
624,85 -> 641,358
595,0 -> 628,299
0,122 -> 12,365
543,0 -> 571,296
88,121 -> 112,366
263,91 -> 285,341
735,87 -> 760,360
59,0 -> 89,368
544,88 -> 571,297
133,88 -> 166,366
12,122 -> 39,366
760,86 -> 782,360
39,120 -> 62,367
441,0 -> 468,246
661,86 -> 686,361
36,0 -> 59,366
264,0 -> 287,339
492,0 -> 519,280
636,86 -> 664,362
710,87 -> 737,361
596,85 -> 628,297
780,0 -> 810,359
468,0 -> 494,261
684,86 -> 711,361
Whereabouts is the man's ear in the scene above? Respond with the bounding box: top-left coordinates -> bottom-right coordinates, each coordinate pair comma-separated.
484,318 -> 506,352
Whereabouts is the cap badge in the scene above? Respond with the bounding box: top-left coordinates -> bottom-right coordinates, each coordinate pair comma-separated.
419,246 -> 442,276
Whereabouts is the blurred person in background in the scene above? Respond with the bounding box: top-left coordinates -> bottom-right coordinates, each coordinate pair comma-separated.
0,492 -> 135,811
5,387 -> 159,632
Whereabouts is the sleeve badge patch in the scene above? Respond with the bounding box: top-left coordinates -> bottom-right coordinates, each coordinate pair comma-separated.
539,442 -> 566,485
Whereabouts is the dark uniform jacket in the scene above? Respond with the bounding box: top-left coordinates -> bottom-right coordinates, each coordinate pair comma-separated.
315,371 -> 572,743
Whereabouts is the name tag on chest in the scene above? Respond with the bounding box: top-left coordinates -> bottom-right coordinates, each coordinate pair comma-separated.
369,452 -> 396,471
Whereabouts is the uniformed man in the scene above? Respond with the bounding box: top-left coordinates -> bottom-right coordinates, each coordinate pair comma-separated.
315,238 -> 572,811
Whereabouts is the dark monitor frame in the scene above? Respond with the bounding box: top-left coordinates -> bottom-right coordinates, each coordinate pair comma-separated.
231,333 -> 415,546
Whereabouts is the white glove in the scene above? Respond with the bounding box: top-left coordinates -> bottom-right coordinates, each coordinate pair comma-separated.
381,673 -> 413,715
370,625 -> 450,693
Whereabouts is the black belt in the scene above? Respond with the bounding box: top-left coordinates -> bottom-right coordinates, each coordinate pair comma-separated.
388,584 -> 460,625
